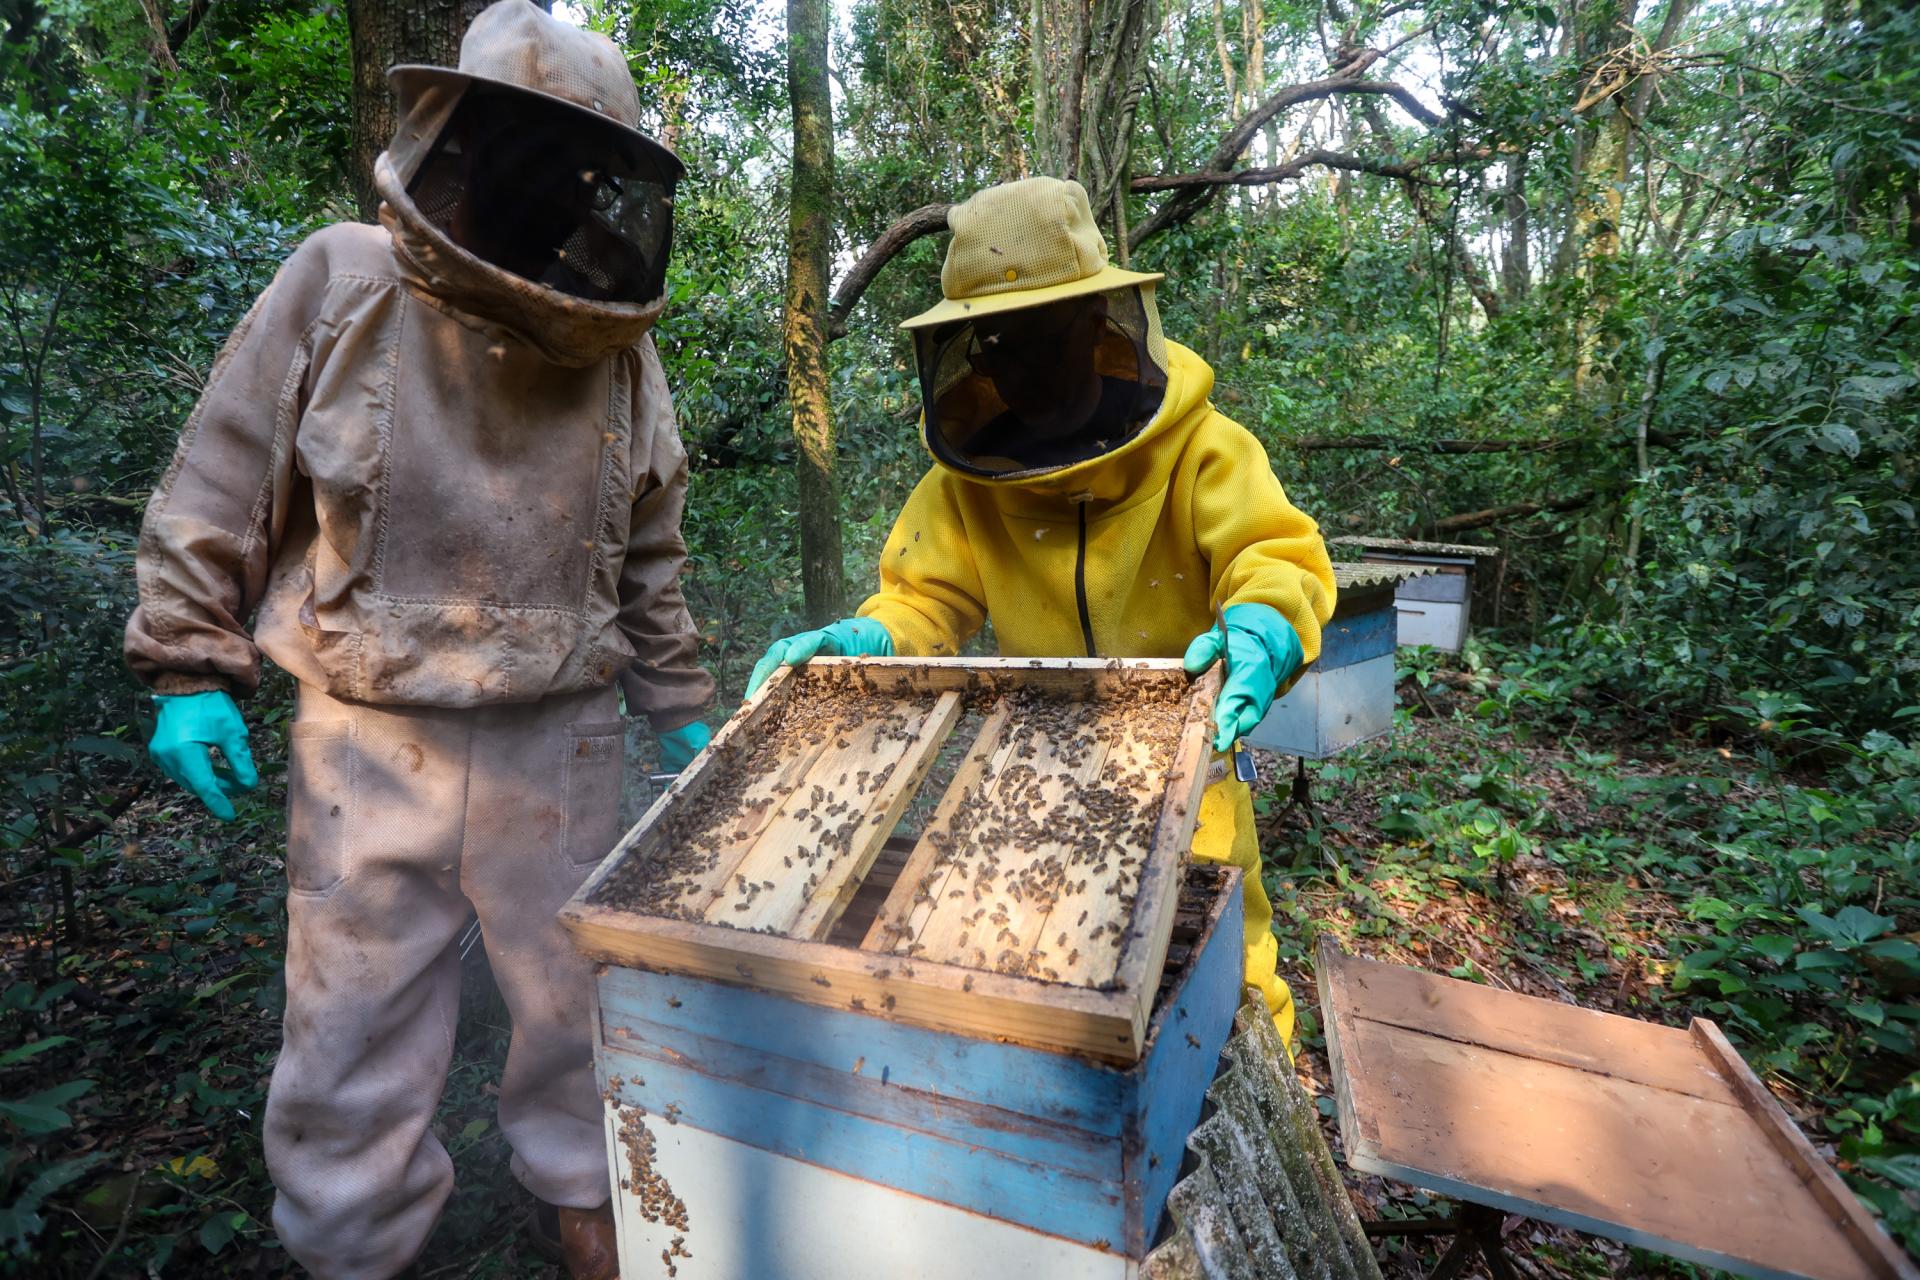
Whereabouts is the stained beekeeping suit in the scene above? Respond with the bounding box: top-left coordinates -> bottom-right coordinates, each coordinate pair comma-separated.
122,2 -> 712,1275
752,176 -> 1336,1043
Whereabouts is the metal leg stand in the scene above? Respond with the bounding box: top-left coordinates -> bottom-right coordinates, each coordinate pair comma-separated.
1364,1204 -> 1523,1280
1288,755 -> 1313,814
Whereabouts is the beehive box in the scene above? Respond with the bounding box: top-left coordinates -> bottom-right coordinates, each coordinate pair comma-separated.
590,863 -> 1245,1279
1246,562 -> 1430,759
561,656 -> 1222,1063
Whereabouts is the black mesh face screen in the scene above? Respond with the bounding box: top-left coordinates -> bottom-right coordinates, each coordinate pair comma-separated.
407,86 -> 676,305
913,285 -> 1168,477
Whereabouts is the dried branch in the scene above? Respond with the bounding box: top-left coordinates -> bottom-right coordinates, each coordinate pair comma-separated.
1129,68 -> 1448,248
1432,492 -> 1599,534
826,203 -> 953,341
1129,148 -> 1429,191
1295,430 -> 1677,454
1292,435 -> 1572,454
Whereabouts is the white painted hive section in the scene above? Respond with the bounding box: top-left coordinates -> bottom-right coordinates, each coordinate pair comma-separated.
603,1107 -> 1138,1280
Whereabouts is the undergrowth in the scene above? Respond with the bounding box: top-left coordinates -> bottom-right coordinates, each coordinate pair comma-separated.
1263,638 -> 1920,1267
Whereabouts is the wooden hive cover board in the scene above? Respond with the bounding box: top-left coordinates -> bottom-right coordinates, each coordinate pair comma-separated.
562,657 -> 1220,1063
1317,940 -> 1919,1280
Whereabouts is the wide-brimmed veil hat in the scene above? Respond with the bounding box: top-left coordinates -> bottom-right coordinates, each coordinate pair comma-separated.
901,177 -> 1161,330
386,0 -> 683,182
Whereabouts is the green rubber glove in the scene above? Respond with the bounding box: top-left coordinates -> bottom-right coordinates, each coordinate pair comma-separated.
1181,603 -> 1305,753
657,720 -> 711,773
746,618 -> 894,697
149,691 -> 258,822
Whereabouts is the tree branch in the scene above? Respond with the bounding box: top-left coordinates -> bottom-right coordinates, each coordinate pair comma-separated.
1130,147 -> 1429,192
1295,429 -> 1676,453
166,0 -> 213,54
826,203 -> 952,341
1129,67 -> 1449,248
1292,435 -> 1572,454
1432,491 -> 1598,534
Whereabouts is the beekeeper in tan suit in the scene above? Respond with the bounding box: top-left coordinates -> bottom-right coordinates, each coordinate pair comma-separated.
122,3 -> 711,1275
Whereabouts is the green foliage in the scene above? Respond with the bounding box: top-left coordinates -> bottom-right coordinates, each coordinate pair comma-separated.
2,0 -> 1917,1270
1275,648 -> 1920,1256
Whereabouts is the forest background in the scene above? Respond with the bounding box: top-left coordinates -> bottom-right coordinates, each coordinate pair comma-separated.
1,0 -> 1916,1272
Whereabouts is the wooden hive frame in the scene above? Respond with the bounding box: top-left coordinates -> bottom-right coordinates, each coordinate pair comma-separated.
560,657 -> 1222,1064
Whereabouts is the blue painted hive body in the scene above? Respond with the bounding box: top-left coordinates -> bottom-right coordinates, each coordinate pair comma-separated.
1248,563 -> 1426,759
591,863 -> 1244,1279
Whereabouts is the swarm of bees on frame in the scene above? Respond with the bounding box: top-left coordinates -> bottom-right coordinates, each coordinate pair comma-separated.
593,663 -> 1199,993
592,670 -> 936,920
883,680 -> 1186,987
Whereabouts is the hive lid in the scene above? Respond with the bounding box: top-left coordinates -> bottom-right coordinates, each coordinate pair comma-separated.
1333,561 -> 1438,590
1331,535 -> 1499,558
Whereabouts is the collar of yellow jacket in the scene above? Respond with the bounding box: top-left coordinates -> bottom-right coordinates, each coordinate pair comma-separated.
920,340 -> 1217,510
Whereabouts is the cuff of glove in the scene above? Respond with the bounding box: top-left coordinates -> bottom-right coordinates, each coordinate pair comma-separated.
150,672 -> 236,697
648,708 -> 708,734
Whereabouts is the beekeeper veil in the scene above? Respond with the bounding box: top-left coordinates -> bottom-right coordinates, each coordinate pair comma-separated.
901,177 -> 1168,478
384,0 -> 683,307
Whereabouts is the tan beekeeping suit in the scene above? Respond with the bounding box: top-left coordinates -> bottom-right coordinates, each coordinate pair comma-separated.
121,107 -> 707,725
121,3 -> 710,1275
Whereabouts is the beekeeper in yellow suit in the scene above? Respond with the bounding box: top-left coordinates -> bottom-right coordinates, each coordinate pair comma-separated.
751,176 -> 1335,1041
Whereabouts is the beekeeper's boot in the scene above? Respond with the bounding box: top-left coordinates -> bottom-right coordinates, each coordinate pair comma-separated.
533,1199 -> 620,1280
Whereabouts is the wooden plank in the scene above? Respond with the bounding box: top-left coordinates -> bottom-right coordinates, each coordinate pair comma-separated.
1330,948 -> 1740,1105
1691,1019 -> 1920,1280
1126,865 -> 1243,1255
600,1026 -> 1119,1183
1314,606 -> 1398,671
571,663 -> 798,909
673,739 -> 831,916
981,710 -> 1119,980
1043,716 -> 1164,988
563,901 -> 1147,1062
601,1047 -> 1127,1244
1341,1016 -> 1885,1280
804,654 -> 1193,700
859,702 -> 1016,953
895,724 -> 1028,949
792,691 -> 964,940
703,689 -> 955,933
1316,935 -> 1377,1157
597,962 -> 1132,1137
1108,667 -> 1221,1033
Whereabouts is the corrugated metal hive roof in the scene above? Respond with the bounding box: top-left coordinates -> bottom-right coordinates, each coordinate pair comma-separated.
1331,535 -> 1499,558
1332,561 -> 1434,590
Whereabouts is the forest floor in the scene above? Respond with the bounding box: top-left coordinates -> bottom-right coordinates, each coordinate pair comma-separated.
7,655 -> 1916,1277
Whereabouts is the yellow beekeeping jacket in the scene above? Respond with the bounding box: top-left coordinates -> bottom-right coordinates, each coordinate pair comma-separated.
856,340 -> 1337,1037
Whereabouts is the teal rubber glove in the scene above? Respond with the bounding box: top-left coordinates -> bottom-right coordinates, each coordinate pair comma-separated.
746,618 -> 894,697
148,691 -> 258,822
1181,603 -> 1305,753
657,720 -> 711,773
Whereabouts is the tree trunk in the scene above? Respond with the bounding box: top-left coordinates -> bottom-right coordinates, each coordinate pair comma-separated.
1031,0 -> 1154,232
1500,150 -> 1530,305
347,0 -> 511,222
785,0 -> 845,624
1570,101 -> 1628,394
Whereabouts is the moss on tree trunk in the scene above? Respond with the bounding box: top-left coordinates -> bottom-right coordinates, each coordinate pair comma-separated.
784,0 -> 846,624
